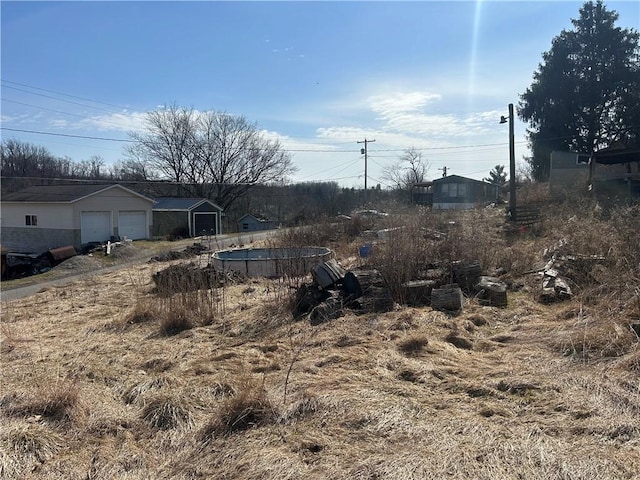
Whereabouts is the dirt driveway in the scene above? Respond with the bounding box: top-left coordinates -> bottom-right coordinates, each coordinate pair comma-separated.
1,230 -> 276,302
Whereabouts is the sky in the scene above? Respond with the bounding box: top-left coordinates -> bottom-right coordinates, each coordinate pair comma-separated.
1,1 -> 639,189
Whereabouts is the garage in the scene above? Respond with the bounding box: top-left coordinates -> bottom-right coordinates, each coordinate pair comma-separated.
194,212 -> 218,236
81,211 -> 111,244
153,198 -> 223,238
119,210 -> 148,240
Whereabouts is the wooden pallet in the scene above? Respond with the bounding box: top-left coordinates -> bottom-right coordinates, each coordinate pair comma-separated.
510,205 -> 541,226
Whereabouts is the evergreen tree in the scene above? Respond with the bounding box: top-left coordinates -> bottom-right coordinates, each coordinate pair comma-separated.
483,165 -> 507,186
519,1 -> 639,181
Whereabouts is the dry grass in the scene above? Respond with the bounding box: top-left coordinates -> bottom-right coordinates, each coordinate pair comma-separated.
0,204 -> 638,479
2,380 -> 87,425
200,376 -> 278,440
140,394 -> 192,430
397,335 -> 429,357
0,422 -> 64,478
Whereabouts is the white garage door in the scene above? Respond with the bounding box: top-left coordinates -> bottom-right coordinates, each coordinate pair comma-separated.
81,211 -> 111,244
119,211 -> 147,240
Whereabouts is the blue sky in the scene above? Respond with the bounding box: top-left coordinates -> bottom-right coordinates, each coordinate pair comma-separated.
2,1 -> 639,188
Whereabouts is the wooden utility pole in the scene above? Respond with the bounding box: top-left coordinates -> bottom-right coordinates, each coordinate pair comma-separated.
358,138 -> 375,203
500,103 -> 516,222
507,103 -> 516,222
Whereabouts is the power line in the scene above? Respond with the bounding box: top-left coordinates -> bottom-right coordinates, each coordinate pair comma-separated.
1,99 -> 135,130
1,127 -> 134,143
7,125 -> 631,157
294,156 -> 361,181
1,80 -> 130,110
1,85 -> 116,113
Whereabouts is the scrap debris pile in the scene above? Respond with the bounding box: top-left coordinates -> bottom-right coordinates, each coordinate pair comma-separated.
292,235 -> 609,325
532,239 -> 607,303
292,258 -> 512,325
152,262 -> 246,296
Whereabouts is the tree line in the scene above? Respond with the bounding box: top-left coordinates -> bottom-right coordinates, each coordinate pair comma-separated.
0,137 -> 394,228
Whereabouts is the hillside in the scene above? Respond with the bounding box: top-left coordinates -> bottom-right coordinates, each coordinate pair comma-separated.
1,203 -> 639,479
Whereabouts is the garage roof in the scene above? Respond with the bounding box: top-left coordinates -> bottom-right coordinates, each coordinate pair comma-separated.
2,184 -> 155,203
153,198 -> 223,211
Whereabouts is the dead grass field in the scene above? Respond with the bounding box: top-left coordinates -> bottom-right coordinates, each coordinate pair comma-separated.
1,203 -> 639,479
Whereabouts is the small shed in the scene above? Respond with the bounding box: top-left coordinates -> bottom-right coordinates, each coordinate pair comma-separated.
153,198 -> 223,238
1,184 -> 154,253
432,175 -> 500,209
237,213 -> 278,232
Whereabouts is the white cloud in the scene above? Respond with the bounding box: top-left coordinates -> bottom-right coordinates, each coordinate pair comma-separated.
312,90 -> 505,148
368,91 -> 441,119
49,118 -> 70,129
80,111 -> 148,132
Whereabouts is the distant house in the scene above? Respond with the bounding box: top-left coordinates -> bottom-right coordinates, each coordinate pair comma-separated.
152,198 -> 223,238
549,151 -> 591,198
1,184 -> 154,253
237,213 -> 277,232
589,145 -> 640,203
431,175 -> 500,209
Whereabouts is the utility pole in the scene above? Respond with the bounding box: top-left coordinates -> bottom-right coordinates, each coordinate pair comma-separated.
438,166 -> 448,177
508,103 -> 516,222
499,103 -> 516,221
358,138 -> 375,203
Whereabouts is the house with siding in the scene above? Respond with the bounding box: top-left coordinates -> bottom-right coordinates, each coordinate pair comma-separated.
1,184 -> 154,253
550,147 -> 640,202
152,198 -> 223,238
431,175 -> 500,210
549,151 -> 591,198
589,145 -> 640,203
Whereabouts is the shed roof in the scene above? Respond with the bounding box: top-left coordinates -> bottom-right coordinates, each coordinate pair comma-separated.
1,183 -> 154,203
433,175 -> 496,186
238,213 -> 274,223
153,197 -> 222,211
593,146 -> 640,165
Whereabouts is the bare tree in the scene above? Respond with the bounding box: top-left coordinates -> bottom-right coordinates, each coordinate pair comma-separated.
1,138 -> 59,178
126,105 -> 296,210
383,147 -> 430,190
109,158 -> 151,181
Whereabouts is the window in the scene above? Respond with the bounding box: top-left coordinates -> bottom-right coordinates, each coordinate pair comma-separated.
242,223 -> 249,230
441,183 -> 466,197
25,214 -> 38,226
576,154 -> 590,165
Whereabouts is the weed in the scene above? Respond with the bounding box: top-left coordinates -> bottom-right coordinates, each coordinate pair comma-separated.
122,376 -> 174,405
0,422 -> 63,477
200,377 -> 277,441
3,380 -> 87,425
159,305 -> 194,336
397,335 -> 429,357
141,394 -> 191,430
125,301 -> 157,325
281,391 -> 321,424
